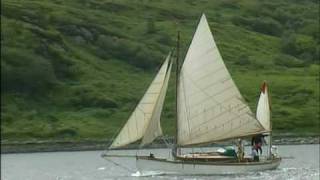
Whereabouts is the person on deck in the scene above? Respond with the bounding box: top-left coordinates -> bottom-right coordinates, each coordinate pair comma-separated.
251,146 -> 259,161
236,139 -> 244,162
251,134 -> 266,155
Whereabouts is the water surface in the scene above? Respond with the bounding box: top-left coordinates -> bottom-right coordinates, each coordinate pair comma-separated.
1,144 -> 319,180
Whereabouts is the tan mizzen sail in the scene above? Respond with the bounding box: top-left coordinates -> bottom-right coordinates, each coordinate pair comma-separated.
110,53 -> 172,149
177,14 -> 267,146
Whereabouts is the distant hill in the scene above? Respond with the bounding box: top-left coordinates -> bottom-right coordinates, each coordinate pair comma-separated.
1,0 -> 319,142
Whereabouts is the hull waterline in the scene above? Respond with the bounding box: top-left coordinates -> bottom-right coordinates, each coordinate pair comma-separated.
136,156 -> 281,175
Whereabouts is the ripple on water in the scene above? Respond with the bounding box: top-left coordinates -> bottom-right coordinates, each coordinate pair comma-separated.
131,171 -> 166,177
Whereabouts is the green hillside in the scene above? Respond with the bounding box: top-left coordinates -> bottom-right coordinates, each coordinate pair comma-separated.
1,0 -> 319,142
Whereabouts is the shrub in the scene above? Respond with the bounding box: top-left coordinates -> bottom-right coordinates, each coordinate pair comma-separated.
1,48 -> 57,93
253,18 -> 282,36
95,35 -> 161,70
56,128 -> 78,138
274,54 -> 306,67
156,32 -> 173,46
49,49 -> 74,77
219,0 -> 240,9
70,86 -> 118,108
234,54 -> 251,66
281,33 -> 318,63
232,16 -> 283,36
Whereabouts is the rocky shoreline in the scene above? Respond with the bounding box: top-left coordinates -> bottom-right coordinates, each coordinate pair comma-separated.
1,136 -> 319,154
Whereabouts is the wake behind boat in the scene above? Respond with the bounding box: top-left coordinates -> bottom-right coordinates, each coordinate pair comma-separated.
102,13 -> 281,175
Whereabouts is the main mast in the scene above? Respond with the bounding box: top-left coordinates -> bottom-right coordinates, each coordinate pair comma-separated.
173,31 -> 180,158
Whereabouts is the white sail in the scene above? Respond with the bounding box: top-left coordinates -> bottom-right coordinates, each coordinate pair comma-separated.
141,59 -> 172,146
177,14 -> 266,146
256,82 -> 271,131
110,54 -> 171,149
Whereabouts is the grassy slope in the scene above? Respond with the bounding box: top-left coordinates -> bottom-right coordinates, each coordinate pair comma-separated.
1,0 -> 319,142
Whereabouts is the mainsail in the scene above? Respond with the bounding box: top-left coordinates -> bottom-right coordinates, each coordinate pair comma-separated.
177,14 -> 267,146
110,53 -> 172,149
256,82 -> 271,131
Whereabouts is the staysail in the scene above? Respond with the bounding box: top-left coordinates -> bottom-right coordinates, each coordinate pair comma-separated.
177,14 -> 267,146
110,53 -> 172,149
141,59 -> 172,146
256,81 -> 271,131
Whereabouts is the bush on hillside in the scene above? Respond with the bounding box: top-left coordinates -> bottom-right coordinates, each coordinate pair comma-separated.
156,32 -> 173,46
56,128 -> 78,138
232,16 -> 283,36
251,17 -> 283,36
234,54 -> 251,66
96,35 -> 161,69
274,54 -> 306,67
281,33 -> 318,63
1,48 -> 57,93
219,0 -> 240,9
70,86 -> 118,108
35,41 -> 75,79
299,24 -> 319,42
281,88 -> 314,105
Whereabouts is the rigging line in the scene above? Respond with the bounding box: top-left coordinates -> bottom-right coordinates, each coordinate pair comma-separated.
161,136 -> 172,148
104,157 -> 135,173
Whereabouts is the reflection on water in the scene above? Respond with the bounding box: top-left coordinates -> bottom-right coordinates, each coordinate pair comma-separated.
1,144 -> 319,180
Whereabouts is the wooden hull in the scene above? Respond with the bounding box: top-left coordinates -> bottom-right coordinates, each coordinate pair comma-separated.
136,156 -> 281,175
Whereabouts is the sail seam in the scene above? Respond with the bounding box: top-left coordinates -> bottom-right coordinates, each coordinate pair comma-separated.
183,75 -> 251,121
183,117 -> 264,145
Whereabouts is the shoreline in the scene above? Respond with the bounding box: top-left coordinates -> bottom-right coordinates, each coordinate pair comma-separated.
1,136 -> 319,154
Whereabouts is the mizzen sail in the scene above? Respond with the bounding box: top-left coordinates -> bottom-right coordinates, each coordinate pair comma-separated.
177,14 -> 266,146
110,53 -> 172,149
256,81 -> 271,131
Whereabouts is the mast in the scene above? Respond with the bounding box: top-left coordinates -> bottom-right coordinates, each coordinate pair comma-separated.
173,31 -> 180,158
268,82 -> 273,159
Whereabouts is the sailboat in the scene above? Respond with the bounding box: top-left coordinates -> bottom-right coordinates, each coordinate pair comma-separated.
102,13 -> 281,175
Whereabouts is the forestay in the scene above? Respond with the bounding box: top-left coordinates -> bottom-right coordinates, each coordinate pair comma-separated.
177,14 -> 267,146
110,54 -> 172,149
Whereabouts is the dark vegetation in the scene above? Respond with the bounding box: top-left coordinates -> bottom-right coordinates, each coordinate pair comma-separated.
1,0 -> 319,142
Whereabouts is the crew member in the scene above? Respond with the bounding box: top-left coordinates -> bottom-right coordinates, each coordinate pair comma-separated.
251,134 -> 266,154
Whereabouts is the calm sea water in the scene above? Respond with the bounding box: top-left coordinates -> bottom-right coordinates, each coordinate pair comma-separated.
1,144 -> 319,180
